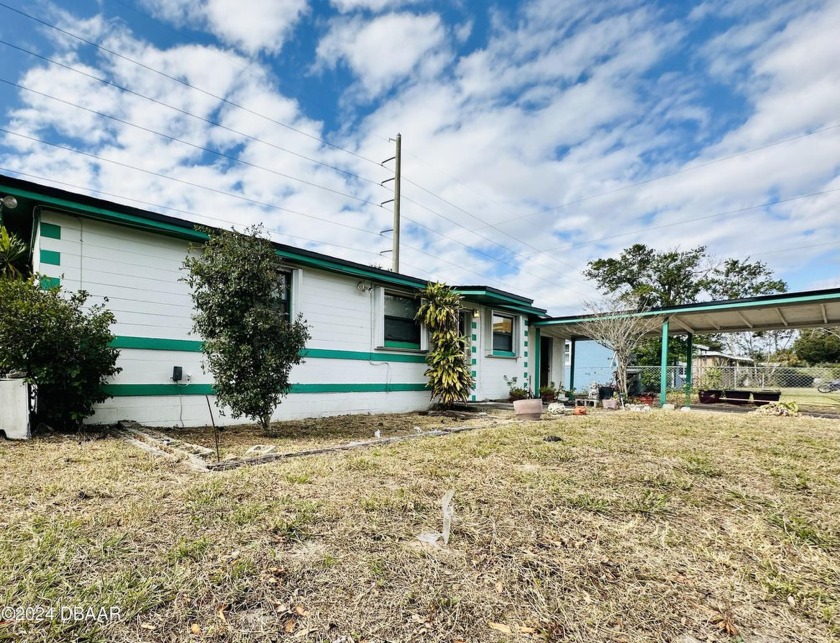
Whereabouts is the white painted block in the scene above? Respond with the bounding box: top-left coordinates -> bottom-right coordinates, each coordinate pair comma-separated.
0,379 -> 31,440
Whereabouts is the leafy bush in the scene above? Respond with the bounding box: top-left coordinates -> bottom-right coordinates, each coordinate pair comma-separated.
0,278 -> 121,430
183,225 -> 311,432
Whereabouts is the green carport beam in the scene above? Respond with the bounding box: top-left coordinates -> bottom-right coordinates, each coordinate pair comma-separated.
569,338 -> 576,392
660,318 -> 669,406
684,333 -> 693,406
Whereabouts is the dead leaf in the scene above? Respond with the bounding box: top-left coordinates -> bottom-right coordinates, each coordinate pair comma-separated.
293,627 -> 314,638
217,606 -> 228,623
190,623 -> 201,635
518,626 -> 536,634
140,623 -> 156,630
285,617 -> 297,633
489,622 -> 513,634
295,605 -> 310,616
495,581 -> 504,593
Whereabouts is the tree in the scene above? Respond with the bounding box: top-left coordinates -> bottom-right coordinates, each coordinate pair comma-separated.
0,278 -> 121,430
183,225 -> 311,432
584,244 -> 787,363
415,282 -> 474,408
575,295 -> 660,400
793,329 -> 840,365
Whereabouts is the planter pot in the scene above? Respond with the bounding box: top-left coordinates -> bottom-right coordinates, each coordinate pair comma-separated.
598,386 -> 615,400
602,399 -> 618,410
698,389 -> 722,404
723,390 -> 751,405
752,390 -> 781,404
638,395 -> 655,406
540,394 -> 556,403
513,398 -> 543,420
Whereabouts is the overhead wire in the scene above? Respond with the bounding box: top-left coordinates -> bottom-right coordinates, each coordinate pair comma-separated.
0,39 -> 387,190
0,78 -> 385,209
0,2 -> 387,169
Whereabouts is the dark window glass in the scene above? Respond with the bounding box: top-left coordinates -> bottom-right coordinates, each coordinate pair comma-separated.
492,313 -> 513,352
384,293 -> 420,346
274,272 -> 291,322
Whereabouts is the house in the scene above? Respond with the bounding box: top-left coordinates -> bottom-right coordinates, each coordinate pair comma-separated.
0,174 -> 572,427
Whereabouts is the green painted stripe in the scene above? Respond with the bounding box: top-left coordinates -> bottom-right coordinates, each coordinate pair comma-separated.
492,350 -> 516,357
471,358 -> 476,365
305,348 -> 426,363
111,336 -> 204,351
39,276 -> 60,289
40,222 -> 61,239
471,322 -> 477,329
471,333 -> 477,341
109,337 -> 428,363
102,382 -> 428,397
40,249 -> 60,265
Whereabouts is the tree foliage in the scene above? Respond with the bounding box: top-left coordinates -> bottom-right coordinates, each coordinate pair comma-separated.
793,329 -> 840,365
415,282 -> 473,408
584,244 -> 787,363
183,225 -> 311,432
0,226 -> 28,279
583,244 -> 786,308
0,278 -> 121,430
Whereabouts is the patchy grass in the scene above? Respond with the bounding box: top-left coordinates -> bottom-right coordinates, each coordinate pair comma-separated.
1,411 -> 839,641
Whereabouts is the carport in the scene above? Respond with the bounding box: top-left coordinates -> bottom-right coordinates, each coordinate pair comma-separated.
534,287 -> 840,405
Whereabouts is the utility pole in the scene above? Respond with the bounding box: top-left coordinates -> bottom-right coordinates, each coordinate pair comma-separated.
380,133 -> 402,272
391,133 -> 401,273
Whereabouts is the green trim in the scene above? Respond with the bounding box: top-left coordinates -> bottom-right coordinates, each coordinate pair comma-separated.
471,334 -> 477,341
471,358 -> 476,365
306,348 -> 426,363
492,350 -> 516,358
111,336 -> 203,351
9,187 -> 426,290
102,382 -> 428,397
471,321 -> 477,329
109,337 -> 427,363
39,276 -> 60,289
660,319 -> 669,407
40,222 -> 61,239
533,328 -> 541,393
471,370 -> 476,377
40,249 -> 60,265
384,340 -> 422,350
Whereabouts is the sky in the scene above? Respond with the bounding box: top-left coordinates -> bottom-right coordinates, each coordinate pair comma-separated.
0,0 -> 838,315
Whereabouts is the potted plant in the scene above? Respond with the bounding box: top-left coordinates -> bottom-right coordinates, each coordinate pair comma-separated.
504,375 -> 530,402
539,382 -> 557,403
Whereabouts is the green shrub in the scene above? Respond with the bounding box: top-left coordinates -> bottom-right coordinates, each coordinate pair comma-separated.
0,278 -> 121,430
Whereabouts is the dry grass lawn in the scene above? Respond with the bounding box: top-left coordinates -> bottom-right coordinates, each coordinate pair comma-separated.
1,410 -> 839,642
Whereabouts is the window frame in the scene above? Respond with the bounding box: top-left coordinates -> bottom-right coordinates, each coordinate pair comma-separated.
491,311 -> 516,357
383,291 -> 422,350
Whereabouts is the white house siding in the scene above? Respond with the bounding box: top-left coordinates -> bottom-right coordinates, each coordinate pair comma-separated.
470,310 -> 530,401
32,211 -> 433,426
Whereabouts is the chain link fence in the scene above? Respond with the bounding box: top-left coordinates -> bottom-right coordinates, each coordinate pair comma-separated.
571,364 -> 840,408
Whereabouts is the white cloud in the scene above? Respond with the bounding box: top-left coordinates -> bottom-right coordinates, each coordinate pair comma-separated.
140,0 -> 308,54
317,12 -> 447,96
331,0 -> 421,12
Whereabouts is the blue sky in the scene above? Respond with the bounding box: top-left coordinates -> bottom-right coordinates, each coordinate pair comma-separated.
0,0 -> 838,314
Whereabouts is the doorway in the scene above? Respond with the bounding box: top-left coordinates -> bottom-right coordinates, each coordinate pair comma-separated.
540,336 -> 552,389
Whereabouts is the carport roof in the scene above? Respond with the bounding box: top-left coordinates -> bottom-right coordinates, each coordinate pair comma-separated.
534,287 -> 840,338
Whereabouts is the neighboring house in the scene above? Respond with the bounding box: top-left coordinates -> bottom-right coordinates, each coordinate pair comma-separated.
1,174 -> 575,427
692,343 -> 755,368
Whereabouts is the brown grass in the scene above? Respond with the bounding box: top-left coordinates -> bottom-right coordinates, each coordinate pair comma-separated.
1,410 -> 838,642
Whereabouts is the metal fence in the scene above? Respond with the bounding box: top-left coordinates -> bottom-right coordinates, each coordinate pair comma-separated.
571,364 -> 840,407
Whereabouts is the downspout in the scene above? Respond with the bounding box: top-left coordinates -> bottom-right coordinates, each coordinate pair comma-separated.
659,318 -> 670,406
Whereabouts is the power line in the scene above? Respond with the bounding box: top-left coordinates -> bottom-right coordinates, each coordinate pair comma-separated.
0,78 -> 385,209
0,2 -> 386,170
0,39 -> 387,190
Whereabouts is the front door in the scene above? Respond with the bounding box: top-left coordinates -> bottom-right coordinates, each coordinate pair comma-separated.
540,336 -> 552,389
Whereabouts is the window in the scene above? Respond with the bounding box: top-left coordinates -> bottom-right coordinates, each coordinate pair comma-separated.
273,271 -> 291,322
384,293 -> 420,349
492,313 -> 514,355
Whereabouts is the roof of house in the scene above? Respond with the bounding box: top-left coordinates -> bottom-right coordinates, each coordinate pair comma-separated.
0,173 -> 547,317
